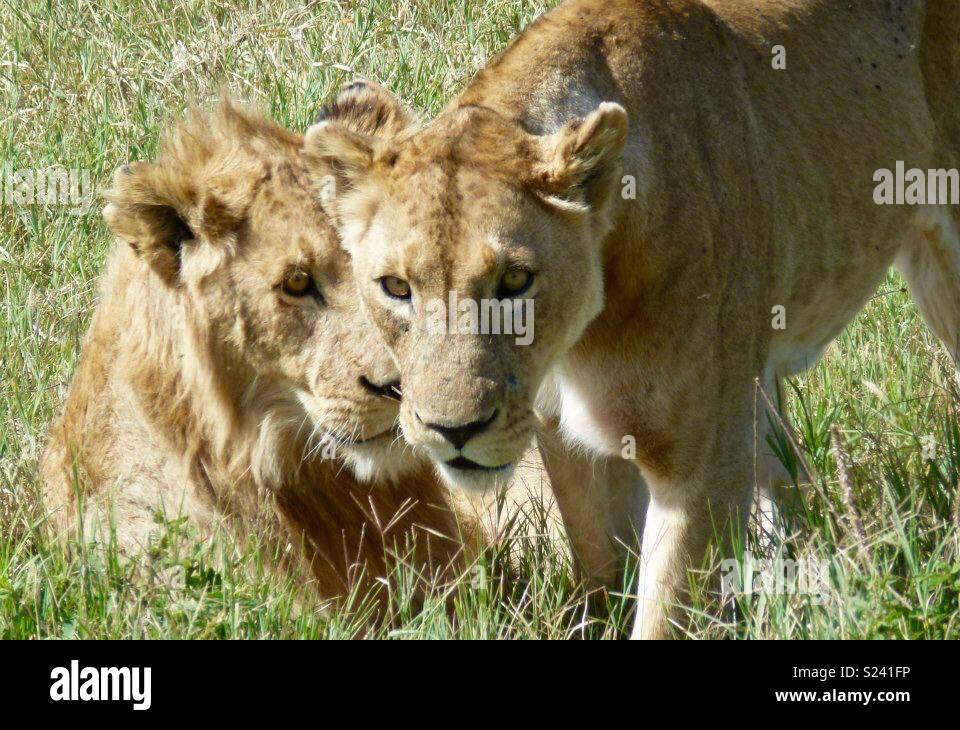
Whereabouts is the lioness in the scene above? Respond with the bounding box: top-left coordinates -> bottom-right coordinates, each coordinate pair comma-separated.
41,94 -> 487,610
304,0 -> 960,637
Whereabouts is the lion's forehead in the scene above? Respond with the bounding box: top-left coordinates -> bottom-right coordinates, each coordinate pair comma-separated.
254,165 -> 326,224
245,169 -> 344,270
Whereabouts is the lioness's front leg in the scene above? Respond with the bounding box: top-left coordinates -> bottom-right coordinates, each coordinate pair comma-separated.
537,415 -> 648,594
631,432 -> 754,640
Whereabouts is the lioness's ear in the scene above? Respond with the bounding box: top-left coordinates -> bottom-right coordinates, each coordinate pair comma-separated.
302,121 -> 392,214
315,79 -> 417,138
103,163 -> 241,285
536,102 -> 628,208
303,122 -> 380,177
304,80 -> 412,215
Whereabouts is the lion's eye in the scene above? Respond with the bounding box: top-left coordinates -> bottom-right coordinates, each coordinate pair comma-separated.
380,276 -> 412,301
281,269 -> 314,297
498,268 -> 533,297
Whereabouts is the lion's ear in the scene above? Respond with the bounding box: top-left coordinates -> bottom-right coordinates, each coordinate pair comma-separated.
315,80 -> 417,138
535,102 -> 628,209
103,163 -> 241,285
103,163 -> 195,283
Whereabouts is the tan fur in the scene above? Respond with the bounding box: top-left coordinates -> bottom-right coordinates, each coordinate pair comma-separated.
307,0 -> 960,637
41,96 -> 493,614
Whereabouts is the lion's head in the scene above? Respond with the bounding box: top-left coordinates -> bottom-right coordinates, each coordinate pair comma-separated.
303,101 -> 627,491
104,90 -> 419,486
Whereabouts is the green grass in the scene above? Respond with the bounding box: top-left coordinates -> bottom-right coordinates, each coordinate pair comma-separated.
1,0 -> 958,639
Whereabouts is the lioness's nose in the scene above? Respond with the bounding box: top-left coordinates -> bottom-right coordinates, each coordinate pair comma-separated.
418,410 -> 498,450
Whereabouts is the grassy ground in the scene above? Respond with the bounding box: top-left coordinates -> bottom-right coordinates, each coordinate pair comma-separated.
1,0 -> 958,639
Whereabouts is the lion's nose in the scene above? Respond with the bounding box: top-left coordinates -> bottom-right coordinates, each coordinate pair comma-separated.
358,376 -> 402,402
417,410 -> 498,450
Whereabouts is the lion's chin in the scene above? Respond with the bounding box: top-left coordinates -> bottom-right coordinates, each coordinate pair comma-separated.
340,435 -> 421,485
433,459 -> 517,495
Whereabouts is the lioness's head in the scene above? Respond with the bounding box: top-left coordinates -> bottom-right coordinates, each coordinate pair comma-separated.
104,91 -> 418,485
303,101 -> 627,491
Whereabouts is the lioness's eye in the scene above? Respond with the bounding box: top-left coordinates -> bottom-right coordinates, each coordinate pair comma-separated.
380,276 -> 412,301
281,269 -> 314,298
498,268 -> 533,297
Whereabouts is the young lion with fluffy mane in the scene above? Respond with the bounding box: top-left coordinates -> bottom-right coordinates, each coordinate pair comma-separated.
306,0 -> 960,637
41,96 -> 495,610
43,85 -> 648,621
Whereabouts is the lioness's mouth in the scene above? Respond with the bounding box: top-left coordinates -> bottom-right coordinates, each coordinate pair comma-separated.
445,456 -> 512,472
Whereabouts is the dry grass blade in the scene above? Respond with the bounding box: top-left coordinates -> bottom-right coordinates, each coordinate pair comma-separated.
830,425 -> 872,562
754,378 -> 819,486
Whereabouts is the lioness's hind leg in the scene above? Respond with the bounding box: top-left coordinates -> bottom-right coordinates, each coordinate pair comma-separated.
896,208 -> 960,365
